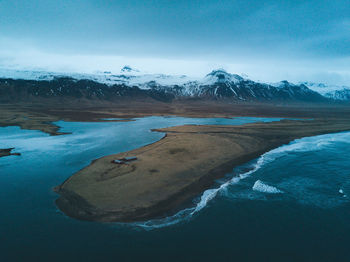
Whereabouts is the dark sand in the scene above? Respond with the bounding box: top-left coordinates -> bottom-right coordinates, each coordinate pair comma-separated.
54,118 -> 350,222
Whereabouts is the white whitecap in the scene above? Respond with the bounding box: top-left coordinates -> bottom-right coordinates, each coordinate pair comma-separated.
133,131 -> 350,229
252,180 -> 283,194
134,157 -> 265,229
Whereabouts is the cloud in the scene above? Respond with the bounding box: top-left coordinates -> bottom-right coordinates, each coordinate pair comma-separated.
0,0 -> 349,84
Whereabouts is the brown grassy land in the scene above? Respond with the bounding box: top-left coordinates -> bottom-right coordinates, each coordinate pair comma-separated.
1,101 -> 350,135
1,101 -> 350,221
54,118 -> 350,222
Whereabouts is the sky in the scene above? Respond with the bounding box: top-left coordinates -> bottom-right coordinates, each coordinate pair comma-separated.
0,0 -> 349,84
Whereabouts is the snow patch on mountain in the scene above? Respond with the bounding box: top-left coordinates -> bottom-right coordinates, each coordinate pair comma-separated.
0,67 -> 246,90
270,80 -> 298,89
0,67 -> 349,101
302,82 -> 350,100
269,81 -> 350,100
301,82 -> 348,95
302,82 -> 350,98
0,67 -> 199,89
202,69 -> 244,85
120,65 -> 140,74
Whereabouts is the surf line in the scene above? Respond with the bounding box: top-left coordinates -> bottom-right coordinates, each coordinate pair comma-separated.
126,131 -> 350,229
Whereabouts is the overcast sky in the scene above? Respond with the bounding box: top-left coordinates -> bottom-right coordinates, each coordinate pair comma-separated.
0,0 -> 349,84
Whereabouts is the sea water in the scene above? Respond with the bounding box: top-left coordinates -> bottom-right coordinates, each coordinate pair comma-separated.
0,116 -> 349,261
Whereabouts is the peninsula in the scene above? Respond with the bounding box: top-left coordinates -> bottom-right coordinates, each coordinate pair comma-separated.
54,118 -> 350,222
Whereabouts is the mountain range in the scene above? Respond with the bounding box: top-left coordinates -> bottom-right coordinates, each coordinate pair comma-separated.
0,67 -> 349,104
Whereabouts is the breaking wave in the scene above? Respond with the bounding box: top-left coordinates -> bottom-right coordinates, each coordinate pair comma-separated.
252,180 -> 283,194
132,131 -> 350,230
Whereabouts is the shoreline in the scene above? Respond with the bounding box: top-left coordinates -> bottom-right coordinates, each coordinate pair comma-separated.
54,119 -> 350,222
2,102 -> 350,135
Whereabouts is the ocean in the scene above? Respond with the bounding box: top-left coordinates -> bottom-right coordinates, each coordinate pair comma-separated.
0,116 -> 349,261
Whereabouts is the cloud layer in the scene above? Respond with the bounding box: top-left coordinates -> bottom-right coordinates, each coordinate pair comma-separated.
0,0 -> 349,84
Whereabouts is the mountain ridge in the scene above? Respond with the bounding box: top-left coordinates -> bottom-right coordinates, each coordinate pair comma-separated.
0,68 -> 346,104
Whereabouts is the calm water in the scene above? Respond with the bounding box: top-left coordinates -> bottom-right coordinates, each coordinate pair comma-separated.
0,116 -> 349,262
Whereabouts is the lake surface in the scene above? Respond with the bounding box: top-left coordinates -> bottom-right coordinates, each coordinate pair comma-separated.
0,116 -> 349,261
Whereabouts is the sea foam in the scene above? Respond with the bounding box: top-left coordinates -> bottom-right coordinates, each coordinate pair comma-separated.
132,131 -> 350,229
134,153 -> 268,229
252,180 -> 283,194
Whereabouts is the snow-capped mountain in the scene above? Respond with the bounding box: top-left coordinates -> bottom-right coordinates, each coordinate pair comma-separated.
325,89 -> 350,101
202,69 -> 244,85
302,82 -> 350,101
0,67 -> 195,88
120,65 -> 140,73
0,67 -> 341,103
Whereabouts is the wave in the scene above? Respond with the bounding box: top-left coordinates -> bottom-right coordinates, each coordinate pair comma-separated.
132,131 -> 350,230
252,180 -> 283,194
339,189 -> 348,198
133,153 -> 268,229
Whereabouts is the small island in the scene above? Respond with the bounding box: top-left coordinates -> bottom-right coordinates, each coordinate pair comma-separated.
54,118 -> 350,222
0,148 -> 21,158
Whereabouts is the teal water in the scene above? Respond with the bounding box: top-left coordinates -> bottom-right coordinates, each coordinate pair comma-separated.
0,116 -> 349,261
